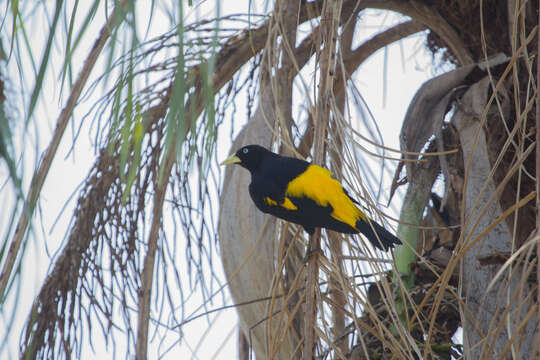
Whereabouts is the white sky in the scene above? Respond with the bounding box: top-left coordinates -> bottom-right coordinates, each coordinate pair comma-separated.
0,1 -> 441,359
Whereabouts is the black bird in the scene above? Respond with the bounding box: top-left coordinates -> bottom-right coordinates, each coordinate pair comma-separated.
221,145 -> 401,251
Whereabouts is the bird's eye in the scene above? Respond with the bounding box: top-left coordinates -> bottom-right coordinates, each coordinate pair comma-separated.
243,148 -> 249,154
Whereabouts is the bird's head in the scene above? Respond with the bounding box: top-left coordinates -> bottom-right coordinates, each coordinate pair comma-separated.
220,144 -> 270,172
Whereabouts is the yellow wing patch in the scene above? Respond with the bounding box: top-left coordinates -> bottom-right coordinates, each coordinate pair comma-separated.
264,196 -> 298,210
285,165 -> 366,228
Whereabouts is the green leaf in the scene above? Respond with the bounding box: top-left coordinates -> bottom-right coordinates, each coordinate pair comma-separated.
159,1 -> 186,185
26,0 -> 64,123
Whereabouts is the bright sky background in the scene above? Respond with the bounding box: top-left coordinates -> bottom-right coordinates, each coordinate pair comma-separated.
0,1 -> 443,359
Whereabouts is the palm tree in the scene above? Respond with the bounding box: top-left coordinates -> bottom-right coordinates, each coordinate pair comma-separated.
1,1 -> 537,359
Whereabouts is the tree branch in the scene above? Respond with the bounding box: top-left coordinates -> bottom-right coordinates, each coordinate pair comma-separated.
362,0 -> 473,65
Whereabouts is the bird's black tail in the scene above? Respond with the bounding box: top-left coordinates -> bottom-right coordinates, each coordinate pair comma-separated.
356,218 -> 401,251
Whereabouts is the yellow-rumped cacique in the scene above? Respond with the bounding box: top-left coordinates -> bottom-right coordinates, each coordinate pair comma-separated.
221,145 -> 401,251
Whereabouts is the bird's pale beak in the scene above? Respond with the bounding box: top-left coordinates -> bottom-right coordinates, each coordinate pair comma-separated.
220,154 -> 241,166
